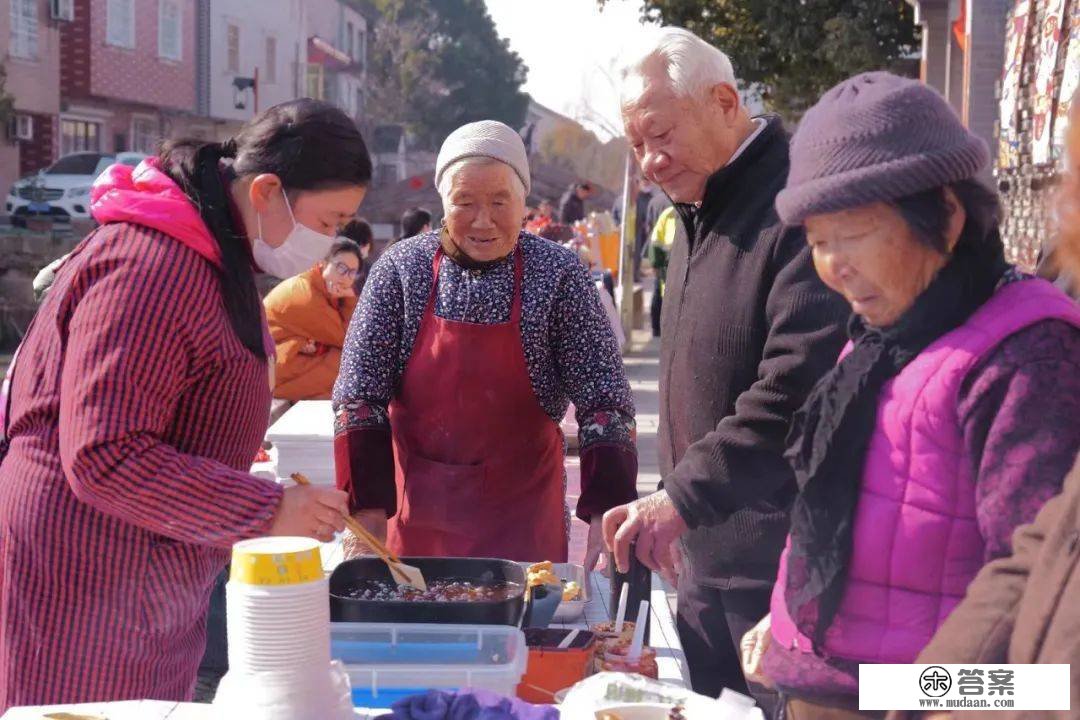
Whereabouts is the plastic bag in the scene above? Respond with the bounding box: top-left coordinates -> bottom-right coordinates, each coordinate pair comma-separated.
558,672 -> 765,720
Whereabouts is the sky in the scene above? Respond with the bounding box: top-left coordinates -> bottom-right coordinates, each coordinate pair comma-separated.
484,0 -> 658,140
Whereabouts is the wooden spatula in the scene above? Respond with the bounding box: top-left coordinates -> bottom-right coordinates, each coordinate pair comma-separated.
289,473 -> 428,590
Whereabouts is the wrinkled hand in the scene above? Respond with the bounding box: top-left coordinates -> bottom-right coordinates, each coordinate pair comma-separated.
268,485 -> 349,542
740,614 -> 774,688
602,490 -> 688,576
584,517 -> 605,575
660,540 -> 684,588
342,509 -> 388,559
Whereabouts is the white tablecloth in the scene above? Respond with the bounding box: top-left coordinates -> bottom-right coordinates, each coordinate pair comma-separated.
1,700 -> 380,719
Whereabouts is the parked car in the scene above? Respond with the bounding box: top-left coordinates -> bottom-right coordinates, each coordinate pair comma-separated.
5,151 -> 147,227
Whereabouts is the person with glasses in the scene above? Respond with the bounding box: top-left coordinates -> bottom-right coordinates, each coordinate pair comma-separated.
264,238 -> 365,401
340,218 -> 375,294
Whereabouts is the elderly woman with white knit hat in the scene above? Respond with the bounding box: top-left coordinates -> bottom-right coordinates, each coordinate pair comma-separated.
332,120 -> 637,568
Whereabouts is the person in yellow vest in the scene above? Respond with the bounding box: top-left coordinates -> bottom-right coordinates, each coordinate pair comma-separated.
648,204 -> 677,337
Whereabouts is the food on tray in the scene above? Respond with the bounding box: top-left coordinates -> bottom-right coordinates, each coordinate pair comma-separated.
668,705 -> 687,720
598,645 -> 659,679
590,621 -> 640,671
590,620 -> 636,642
562,580 -> 582,601
528,561 -> 582,602
527,561 -> 561,588
341,579 -> 522,603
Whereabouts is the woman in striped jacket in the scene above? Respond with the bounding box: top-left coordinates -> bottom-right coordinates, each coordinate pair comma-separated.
0,99 -> 371,710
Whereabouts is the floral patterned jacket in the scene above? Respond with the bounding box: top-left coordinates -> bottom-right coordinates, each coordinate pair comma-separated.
332,231 -> 638,521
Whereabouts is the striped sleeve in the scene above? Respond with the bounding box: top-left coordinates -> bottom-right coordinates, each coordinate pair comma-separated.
57,231 -> 283,547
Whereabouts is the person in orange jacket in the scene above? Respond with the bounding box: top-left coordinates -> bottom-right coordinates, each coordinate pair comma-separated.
264,238 -> 363,401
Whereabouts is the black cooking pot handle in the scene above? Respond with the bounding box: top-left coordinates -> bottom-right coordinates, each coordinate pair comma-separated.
522,584 -> 561,629
607,544 -> 651,644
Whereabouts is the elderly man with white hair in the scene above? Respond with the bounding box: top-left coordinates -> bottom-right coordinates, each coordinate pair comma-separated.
332,120 -> 637,571
601,28 -> 848,709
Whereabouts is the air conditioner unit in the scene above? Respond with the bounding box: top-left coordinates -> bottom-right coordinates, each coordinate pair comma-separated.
8,115 -> 33,142
50,0 -> 74,22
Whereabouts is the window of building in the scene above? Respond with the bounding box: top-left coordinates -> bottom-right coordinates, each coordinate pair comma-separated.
158,0 -> 181,61
306,64 -> 325,100
375,163 -> 399,186
10,0 -> 39,60
265,36 -> 277,84
61,119 -> 102,156
131,117 -> 158,154
106,0 -> 136,49
357,29 -> 365,66
346,21 -> 354,59
226,23 -> 240,73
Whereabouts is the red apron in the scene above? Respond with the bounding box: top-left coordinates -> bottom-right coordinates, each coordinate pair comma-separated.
387,246 -> 568,562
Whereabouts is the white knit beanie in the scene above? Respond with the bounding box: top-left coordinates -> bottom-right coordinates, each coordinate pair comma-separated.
435,120 -> 531,195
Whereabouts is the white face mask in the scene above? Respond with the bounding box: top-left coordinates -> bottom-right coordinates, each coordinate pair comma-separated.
252,189 -> 336,278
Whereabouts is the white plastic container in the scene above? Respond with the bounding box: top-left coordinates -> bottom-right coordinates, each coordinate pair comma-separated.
265,400 -> 336,485
519,561 -> 589,622
330,623 -> 527,708
213,537 -> 353,720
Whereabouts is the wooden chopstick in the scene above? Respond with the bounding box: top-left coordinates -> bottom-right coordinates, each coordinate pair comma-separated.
289,473 -> 400,563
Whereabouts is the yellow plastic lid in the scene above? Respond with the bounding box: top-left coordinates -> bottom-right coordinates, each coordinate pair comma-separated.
230,537 -> 324,586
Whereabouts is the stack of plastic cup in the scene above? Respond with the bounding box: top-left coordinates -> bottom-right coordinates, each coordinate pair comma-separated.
212,537 -> 353,720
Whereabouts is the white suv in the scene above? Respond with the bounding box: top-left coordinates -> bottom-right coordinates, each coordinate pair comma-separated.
6,151 -> 147,227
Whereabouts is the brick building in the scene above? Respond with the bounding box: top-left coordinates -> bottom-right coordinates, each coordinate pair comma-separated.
0,0 -> 64,198
2,0 -> 371,213
59,0 -> 209,156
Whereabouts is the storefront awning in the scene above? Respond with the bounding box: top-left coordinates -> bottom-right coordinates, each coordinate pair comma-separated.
308,36 -> 351,71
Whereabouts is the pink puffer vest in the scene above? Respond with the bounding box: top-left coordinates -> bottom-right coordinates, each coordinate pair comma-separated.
771,278 -> 1080,663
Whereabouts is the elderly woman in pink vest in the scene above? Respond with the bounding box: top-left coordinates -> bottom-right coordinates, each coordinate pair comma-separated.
738,72 -> 1080,719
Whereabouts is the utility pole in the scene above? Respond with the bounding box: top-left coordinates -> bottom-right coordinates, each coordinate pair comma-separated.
617,150 -> 636,348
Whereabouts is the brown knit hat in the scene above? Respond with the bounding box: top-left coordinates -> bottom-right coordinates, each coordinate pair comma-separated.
775,72 -> 989,226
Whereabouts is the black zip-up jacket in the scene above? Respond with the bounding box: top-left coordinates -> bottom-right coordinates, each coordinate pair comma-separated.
660,115 -> 849,588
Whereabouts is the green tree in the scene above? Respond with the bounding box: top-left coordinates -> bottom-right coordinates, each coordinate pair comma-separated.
363,0 -> 442,134
420,0 -> 529,147
609,0 -> 919,118
365,0 -> 529,149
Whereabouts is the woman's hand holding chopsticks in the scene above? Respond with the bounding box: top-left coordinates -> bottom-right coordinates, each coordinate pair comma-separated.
268,484 -> 349,542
